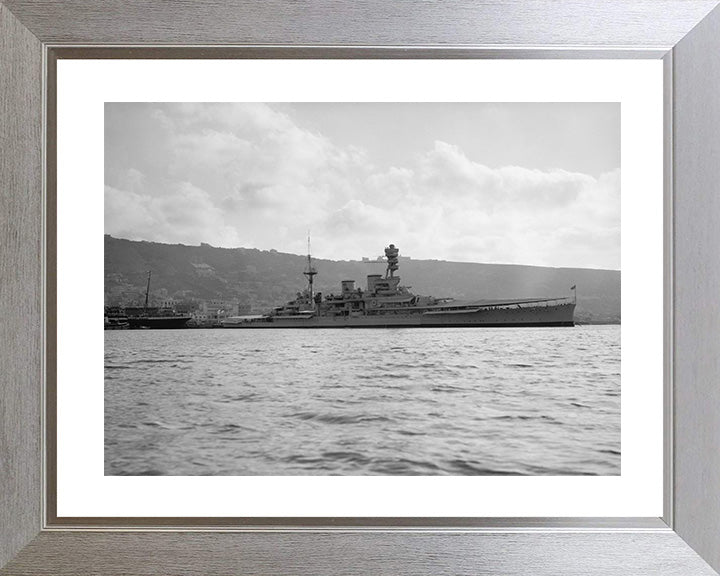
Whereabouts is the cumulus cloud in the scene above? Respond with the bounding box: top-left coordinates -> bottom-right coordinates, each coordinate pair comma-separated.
104,182 -> 241,247
105,103 -> 620,269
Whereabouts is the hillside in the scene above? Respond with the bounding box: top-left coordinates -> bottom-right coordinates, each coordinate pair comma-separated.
104,235 -> 620,323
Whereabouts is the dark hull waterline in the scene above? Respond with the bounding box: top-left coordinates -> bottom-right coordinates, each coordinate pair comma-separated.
127,317 -> 191,329
223,321 -> 575,329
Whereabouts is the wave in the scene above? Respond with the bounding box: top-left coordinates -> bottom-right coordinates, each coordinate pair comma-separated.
290,411 -> 392,425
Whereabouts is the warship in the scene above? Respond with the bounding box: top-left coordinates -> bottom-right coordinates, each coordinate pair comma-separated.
222,243 -> 576,329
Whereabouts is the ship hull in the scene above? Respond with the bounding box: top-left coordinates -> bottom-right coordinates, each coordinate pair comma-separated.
126,316 -> 191,329
223,302 -> 575,329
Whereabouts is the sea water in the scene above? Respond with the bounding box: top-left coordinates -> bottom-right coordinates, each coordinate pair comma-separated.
105,325 -> 620,476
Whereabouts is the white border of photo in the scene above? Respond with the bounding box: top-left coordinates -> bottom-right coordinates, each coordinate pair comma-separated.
56,59 -> 662,517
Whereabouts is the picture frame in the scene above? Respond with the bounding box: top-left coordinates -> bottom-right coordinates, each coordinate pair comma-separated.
1,1 -> 719,574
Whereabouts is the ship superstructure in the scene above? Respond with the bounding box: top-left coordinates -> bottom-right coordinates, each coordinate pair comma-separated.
222,243 -> 576,328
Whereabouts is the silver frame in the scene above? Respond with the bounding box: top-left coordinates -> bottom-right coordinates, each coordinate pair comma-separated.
2,2 -> 720,574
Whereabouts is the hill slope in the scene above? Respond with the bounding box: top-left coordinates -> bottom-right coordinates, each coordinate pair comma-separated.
104,236 -> 620,323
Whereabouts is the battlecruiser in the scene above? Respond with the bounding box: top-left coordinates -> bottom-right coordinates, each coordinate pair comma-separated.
222,243 -> 576,328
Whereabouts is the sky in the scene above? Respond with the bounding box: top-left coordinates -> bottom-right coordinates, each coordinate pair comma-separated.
105,102 -> 620,269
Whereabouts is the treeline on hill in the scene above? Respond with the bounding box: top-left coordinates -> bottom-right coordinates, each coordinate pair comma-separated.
104,235 -> 620,324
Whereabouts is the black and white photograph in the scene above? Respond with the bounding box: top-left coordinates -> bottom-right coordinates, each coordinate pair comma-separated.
104,102 -> 621,476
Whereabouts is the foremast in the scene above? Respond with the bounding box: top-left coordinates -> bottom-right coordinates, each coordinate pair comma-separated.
302,234 -> 317,303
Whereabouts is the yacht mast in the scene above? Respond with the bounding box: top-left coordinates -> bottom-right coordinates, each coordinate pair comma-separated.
144,270 -> 152,310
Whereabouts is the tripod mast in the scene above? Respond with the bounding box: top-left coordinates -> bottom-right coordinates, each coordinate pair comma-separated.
302,233 -> 317,303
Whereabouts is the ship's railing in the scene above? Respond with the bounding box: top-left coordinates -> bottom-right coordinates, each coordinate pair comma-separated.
484,296 -> 575,310
422,296 -> 574,315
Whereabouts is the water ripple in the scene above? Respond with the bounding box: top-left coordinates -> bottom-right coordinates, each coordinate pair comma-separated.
105,326 -> 621,476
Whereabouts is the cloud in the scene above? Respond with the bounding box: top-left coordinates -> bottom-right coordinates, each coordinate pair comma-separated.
104,182 -> 241,247
105,103 -> 620,269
